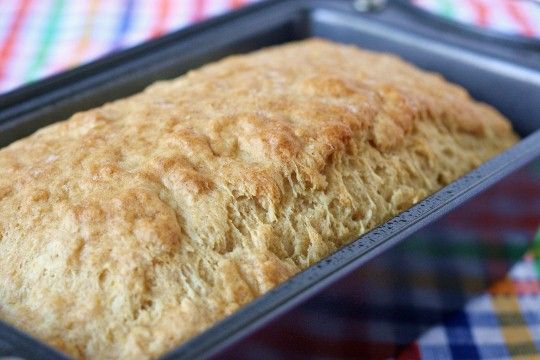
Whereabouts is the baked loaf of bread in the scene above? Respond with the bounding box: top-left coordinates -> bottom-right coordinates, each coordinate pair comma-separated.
0,39 -> 517,359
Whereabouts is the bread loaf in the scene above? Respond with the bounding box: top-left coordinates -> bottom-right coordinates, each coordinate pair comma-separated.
0,39 -> 518,359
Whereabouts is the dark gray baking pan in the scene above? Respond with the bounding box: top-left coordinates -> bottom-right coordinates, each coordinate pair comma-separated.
0,0 -> 539,359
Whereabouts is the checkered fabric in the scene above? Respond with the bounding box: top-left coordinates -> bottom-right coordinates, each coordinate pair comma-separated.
393,161 -> 540,359
414,0 -> 540,39
0,0 -> 261,93
1,1 -> 540,359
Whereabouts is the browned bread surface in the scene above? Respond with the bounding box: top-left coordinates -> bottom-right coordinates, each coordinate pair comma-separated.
0,39 -> 517,359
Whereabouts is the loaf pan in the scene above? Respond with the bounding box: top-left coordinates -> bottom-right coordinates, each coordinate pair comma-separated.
0,1 -> 539,359
216,159 -> 540,359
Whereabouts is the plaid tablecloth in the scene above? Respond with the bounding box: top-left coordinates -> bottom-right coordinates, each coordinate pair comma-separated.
414,0 -> 540,38
1,1 -> 540,359
400,161 -> 540,359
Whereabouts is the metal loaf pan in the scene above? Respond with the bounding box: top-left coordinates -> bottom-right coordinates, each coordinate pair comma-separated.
0,1 -> 539,359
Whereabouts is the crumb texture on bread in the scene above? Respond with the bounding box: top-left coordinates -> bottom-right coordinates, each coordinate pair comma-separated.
0,39 -> 517,359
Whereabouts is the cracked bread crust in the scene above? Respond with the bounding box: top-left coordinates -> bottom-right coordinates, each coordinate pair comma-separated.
0,39 -> 517,359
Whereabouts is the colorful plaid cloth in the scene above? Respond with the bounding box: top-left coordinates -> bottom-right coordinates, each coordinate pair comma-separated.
403,161 -> 540,359
0,0 -> 260,93
1,1 -> 540,359
414,0 -> 540,39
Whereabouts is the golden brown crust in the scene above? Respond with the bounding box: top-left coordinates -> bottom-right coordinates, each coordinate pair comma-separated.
0,39 -> 517,359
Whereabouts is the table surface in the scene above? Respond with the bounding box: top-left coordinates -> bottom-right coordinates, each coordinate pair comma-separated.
1,1 -> 539,359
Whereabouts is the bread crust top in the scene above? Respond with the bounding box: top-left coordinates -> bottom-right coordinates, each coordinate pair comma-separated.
0,39 -> 516,359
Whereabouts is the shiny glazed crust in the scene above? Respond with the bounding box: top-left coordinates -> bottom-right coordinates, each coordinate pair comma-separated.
0,39 -> 517,359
